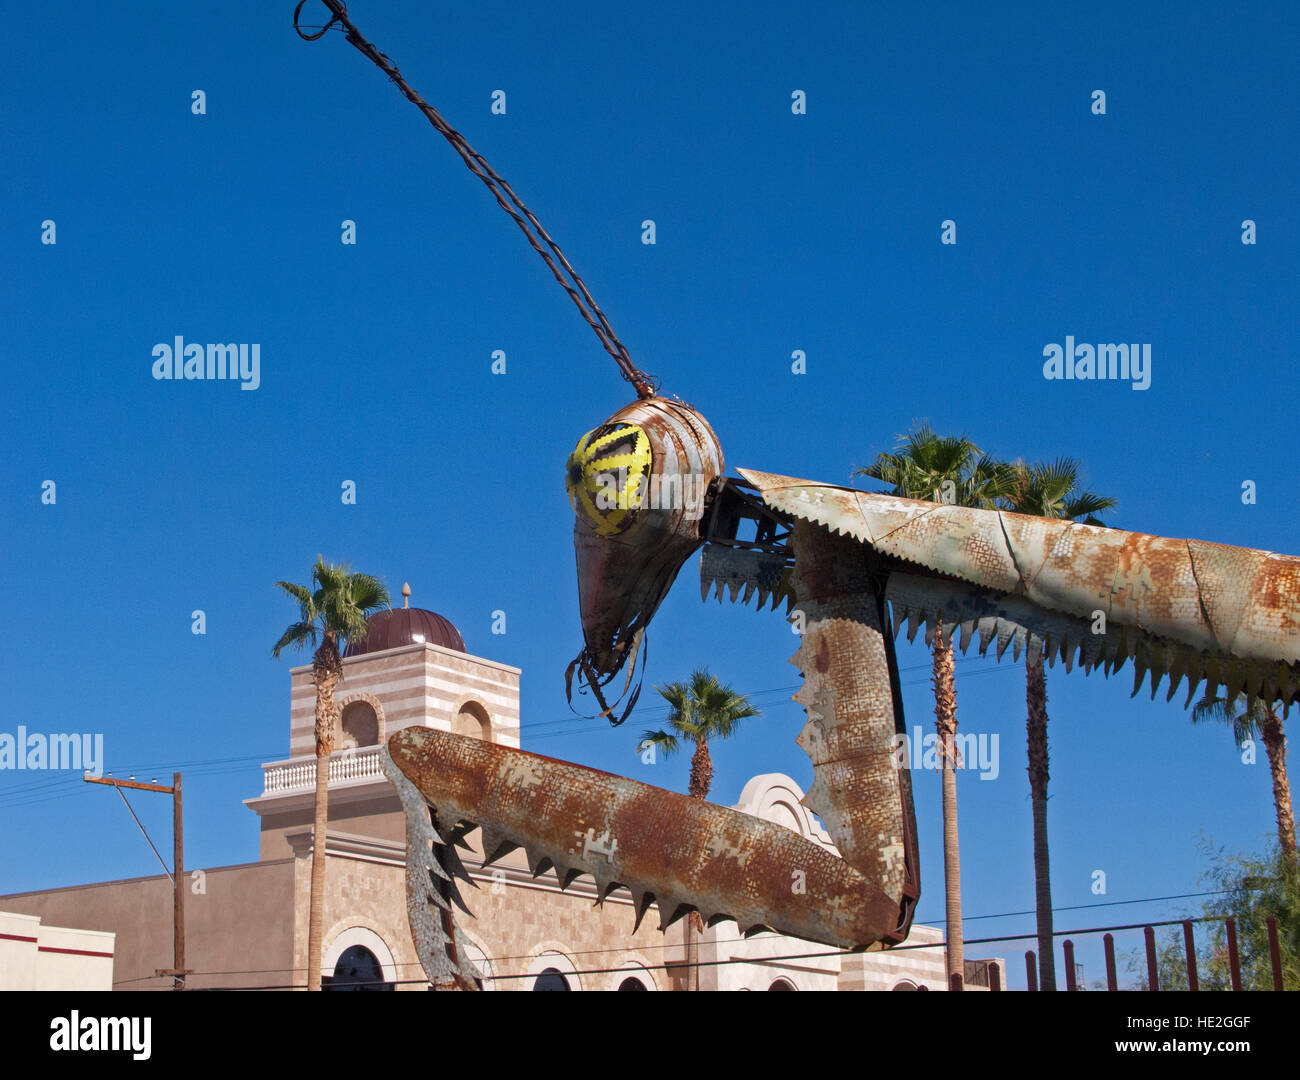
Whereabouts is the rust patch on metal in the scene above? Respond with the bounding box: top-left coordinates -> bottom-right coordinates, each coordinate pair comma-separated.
388,726 -> 900,949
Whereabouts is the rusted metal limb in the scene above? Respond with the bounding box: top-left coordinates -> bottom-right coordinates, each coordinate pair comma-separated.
787,520 -> 919,942
732,469 -> 1300,709
386,727 -> 903,953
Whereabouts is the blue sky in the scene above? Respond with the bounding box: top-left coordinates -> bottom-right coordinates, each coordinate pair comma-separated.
1,1 -> 1295,988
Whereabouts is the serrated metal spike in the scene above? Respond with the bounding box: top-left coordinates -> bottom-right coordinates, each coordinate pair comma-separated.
631,891 -> 656,933
525,848 -> 553,879
1224,662 -> 1246,706
1121,626 -> 1138,659
1148,666 -> 1163,700
957,620 -> 975,654
656,898 -> 685,931
479,827 -> 518,866
801,774 -> 833,822
1164,649 -> 1187,703
447,880 -> 475,918
741,924 -> 770,939
555,865 -> 582,891
977,618 -> 997,656
662,902 -> 694,931
1131,650 -> 1149,697
740,581 -> 756,606
1204,657 -> 1222,702
441,844 -> 476,887
1012,632 -> 1024,664
907,611 -> 924,644
1165,668 -> 1183,703
1109,639 -> 1128,675
995,626 -> 1014,661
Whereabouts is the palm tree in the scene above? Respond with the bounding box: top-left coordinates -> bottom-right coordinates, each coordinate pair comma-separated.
853,423 -> 1017,987
639,668 -> 760,989
1193,693 -> 1296,870
272,557 -> 390,991
1002,458 -> 1116,991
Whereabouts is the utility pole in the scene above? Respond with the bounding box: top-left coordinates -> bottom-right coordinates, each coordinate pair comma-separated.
84,771 -> 192,989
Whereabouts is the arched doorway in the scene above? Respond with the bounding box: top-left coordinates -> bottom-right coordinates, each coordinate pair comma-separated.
532,966 -> 570,991
323,945 -> 393,991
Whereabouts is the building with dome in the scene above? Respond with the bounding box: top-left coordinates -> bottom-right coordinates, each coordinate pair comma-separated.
0,590 -> 1000,991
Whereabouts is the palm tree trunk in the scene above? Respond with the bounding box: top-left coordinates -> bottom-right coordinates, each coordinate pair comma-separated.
1261,712 -> 1297,869
1026,646 -> 1057,990
686,737 -> 712,989
688,738 -> 713,801
307,637 -> 341,991
932,618 -> 963,985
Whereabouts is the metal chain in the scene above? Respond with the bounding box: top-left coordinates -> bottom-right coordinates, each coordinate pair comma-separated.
295,0 -> 658,399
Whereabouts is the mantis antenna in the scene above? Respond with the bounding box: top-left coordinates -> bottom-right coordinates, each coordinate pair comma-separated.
294,0 -> 658,399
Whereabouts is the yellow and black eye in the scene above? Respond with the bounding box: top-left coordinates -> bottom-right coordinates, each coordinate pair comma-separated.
565,422 -> 653,536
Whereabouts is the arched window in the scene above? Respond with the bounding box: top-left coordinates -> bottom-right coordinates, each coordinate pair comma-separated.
767,977 -> 797,990
453,700 -> 491,741
339,700 -> 379,749
617,976 -> 648,990
324,945 -> 391,991
532,967 -> 570,991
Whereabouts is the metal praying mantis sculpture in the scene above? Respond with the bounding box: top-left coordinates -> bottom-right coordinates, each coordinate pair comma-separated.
301,4 -> 1300,989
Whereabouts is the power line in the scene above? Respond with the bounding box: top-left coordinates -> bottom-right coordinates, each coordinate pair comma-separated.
101,885 -> 1238,984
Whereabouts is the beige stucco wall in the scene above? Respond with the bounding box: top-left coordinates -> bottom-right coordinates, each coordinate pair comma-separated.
257,790 -> 406,861
0,860 -> 294,990
0,912 -> 115,991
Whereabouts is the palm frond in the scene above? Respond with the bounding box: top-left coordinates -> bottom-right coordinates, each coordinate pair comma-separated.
271,619 -> 318,658
639,729 -> 680,757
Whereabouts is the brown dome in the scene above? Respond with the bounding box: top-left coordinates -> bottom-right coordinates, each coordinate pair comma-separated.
345,607 -> 466,657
